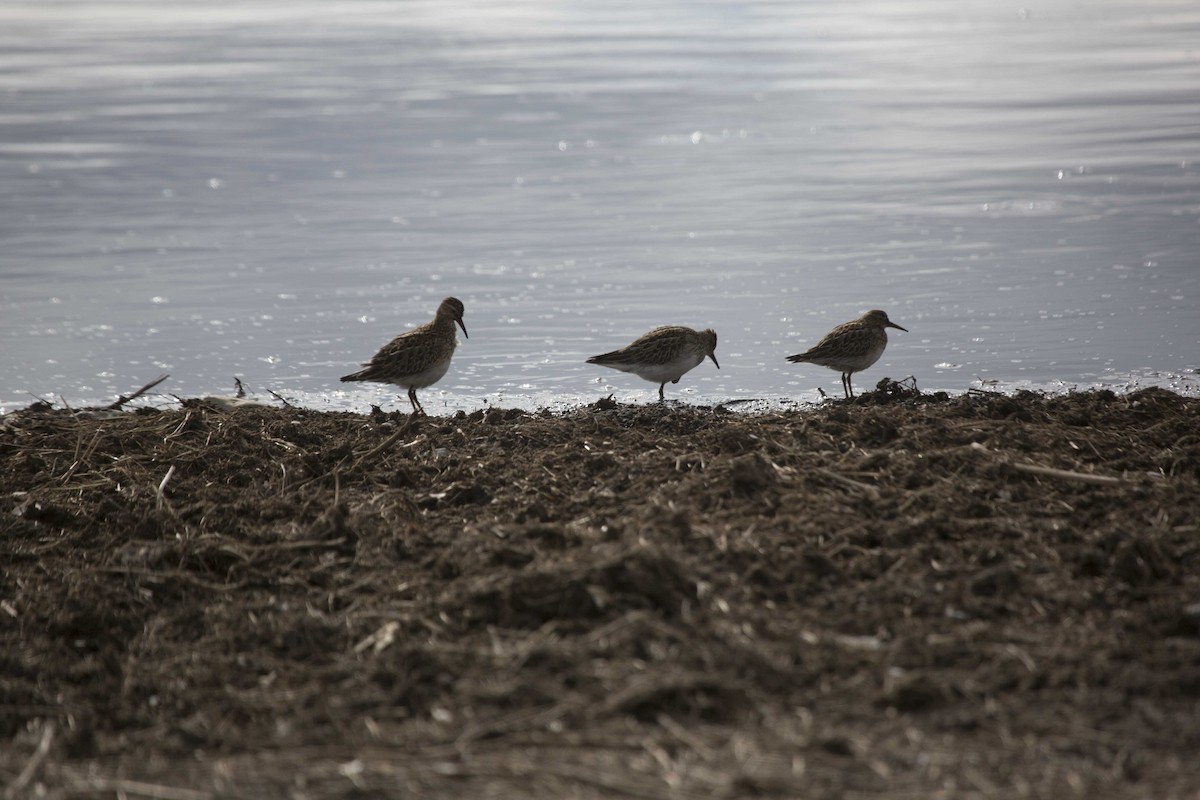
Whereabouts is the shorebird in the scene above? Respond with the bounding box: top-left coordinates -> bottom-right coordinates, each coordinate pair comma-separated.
587,325 -> 719,401
340,296 -> 467,415
786,309 -> 907,399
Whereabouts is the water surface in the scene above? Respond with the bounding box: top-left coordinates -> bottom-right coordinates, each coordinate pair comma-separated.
2,0 -> 1198,412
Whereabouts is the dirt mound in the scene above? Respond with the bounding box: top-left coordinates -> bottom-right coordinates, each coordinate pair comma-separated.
2,387 -> 1199,798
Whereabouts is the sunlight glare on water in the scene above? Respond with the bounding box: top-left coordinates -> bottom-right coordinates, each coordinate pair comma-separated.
1,0 -> 1198,412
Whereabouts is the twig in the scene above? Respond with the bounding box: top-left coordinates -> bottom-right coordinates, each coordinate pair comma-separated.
5,720 -> 54,800
60,426 -> 104,485
532,762 -> 674,800
254,537 -> 348,552
1008,461 -> 1125,486
156,464 -> 176,512
22,391 -> 56,408
657,712 -> 718,760
166,411 -> 194,439
968,442 -> 1125,486
68,779 -> 213,800
454,691 -> 584,750
105,374 -> 169,411
267,389 -> 295,408
813,467 -> 880,500
355,415 -> 418,463
97,566 -> 247,592
354,620 -> 400,654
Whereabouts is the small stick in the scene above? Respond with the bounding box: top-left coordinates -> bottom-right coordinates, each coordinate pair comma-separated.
814,467 -> 880,500
5,720 -> 55,800
657,712 -> 717,760
69,779 -> 213,800
354,620 -> 400,655
60,428 -> 103,484
23,391 -> 56,407
105,374 -> 169,410
267,389 -> 295,408
97,566 -> 247,592
968,442 -> 1125,486
156,464 -> 176,511
356,415 -> 417,463
167,411 -> 193,439
1008,461 -> 1125,486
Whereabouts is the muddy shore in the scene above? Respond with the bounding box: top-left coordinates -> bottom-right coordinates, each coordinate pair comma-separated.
2,386 -> 1199,798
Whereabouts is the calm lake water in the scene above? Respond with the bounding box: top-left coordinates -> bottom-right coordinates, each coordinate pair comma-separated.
2,0 -> 1198,412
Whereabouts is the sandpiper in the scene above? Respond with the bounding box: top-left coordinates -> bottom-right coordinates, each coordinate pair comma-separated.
587,325 -> 719,401
341,296 -> 467,415
786,309 -> 907,399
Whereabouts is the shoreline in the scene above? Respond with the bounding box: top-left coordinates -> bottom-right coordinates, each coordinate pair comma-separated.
5,365 -> 1199,418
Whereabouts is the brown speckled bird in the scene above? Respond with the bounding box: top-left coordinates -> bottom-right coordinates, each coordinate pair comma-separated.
786,309 -> 907,398
341,296 -> 467,415
587,325 -> 719,401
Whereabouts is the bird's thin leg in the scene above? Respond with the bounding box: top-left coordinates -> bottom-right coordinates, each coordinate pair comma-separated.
843,372 -> 853,399
658,383 -> 666,402
408,387 -> 426,416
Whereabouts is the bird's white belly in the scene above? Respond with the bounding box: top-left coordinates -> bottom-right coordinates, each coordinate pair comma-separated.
853,341 -> 887,372
399,358 -> 452,389
628,352 -> 704,383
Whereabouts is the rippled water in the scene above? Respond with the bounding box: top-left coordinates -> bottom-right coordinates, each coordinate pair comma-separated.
2,0 -> 1198,412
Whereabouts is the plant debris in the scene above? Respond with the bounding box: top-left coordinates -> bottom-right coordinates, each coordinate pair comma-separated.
2,387 -> 1199,798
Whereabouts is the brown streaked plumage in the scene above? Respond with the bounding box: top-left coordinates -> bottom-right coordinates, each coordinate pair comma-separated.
341,296 -> 467,416
786,309 -> 907,399
587,325 -> 719,401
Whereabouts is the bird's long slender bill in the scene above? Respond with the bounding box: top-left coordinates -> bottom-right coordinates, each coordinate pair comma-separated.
887,321 -> 908,332
709,354 -> 721,369
457,320 -> 469,338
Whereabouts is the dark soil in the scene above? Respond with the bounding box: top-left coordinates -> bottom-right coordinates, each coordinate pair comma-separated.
3,386 -> 1199,799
